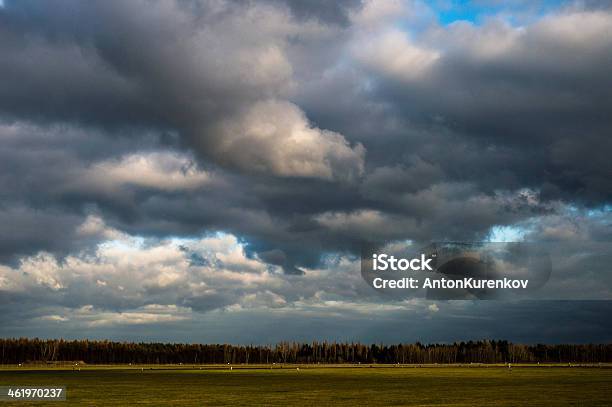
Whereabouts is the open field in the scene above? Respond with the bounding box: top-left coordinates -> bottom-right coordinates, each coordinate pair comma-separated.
1,365 -> 610,406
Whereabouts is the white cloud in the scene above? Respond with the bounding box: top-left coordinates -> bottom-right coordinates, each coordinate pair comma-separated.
80,152 -> 211,192
352,8 -> 612,83
434,19 -> 524,60
353,29 -> 440,81
350,0 -> 407,27
215,100 -> 365,180
533,11 -> 612,47
39,315 -> 69,322
0,219 -> 433,325
71,304 -> 191,327
76,215 -> 128,241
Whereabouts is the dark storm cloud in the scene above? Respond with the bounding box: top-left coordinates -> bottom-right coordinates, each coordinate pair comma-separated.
265,0 -> 362,25
350,11 -> 612,204
0,0 -> 364,180
0,0 -> 612,334
0,0 -> 610,286
0,208 -> 83,264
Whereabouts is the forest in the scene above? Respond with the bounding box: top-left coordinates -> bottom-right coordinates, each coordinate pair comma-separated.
1,338 -> 610,365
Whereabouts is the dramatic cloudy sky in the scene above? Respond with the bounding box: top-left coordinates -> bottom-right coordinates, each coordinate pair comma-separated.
1,0 -> 611,344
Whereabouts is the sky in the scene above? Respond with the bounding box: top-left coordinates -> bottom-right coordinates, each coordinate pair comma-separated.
0,0 -> 611,344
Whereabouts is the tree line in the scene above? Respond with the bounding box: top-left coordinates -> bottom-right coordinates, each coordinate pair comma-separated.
1,338 -> 610,364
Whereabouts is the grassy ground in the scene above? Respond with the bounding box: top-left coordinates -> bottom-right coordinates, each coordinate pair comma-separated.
0,365 -> 610,406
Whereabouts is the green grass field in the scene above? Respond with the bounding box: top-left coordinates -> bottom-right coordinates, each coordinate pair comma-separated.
1,365 -> 610,406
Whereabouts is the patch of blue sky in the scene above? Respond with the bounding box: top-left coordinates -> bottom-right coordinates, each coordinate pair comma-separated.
488,224 -> 528,242
559,203 -> 610,218
98,235 -> 146,251
586,204 -> 612,218
434,0 -> 568,27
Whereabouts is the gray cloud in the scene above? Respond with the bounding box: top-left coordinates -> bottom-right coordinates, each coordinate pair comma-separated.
0,0 -> 364,179
349,9 -> 612,204
0,0 -> 611,342
0,0 -> 610,260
